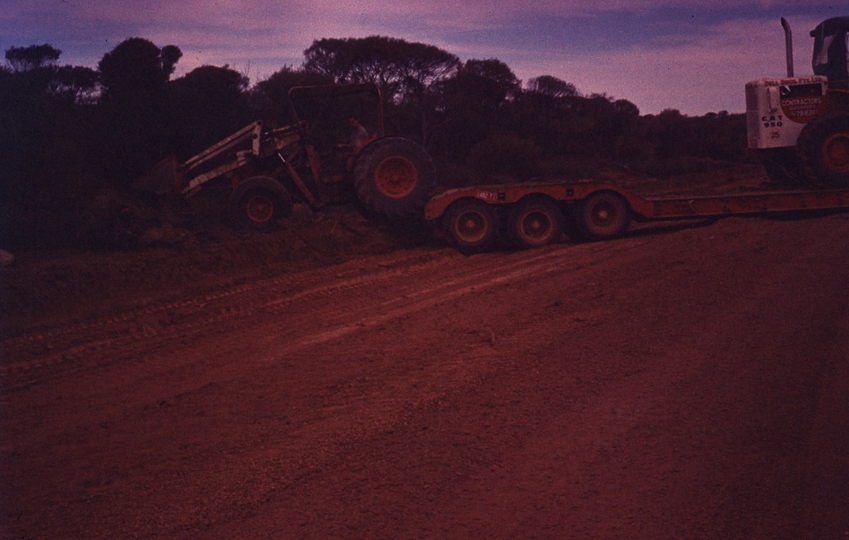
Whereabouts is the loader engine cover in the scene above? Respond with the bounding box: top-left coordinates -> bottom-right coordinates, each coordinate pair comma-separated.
746,76 -> 827,149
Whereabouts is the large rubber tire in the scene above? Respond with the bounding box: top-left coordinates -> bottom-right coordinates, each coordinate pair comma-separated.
578,191 -> 631,241
352,137 -> 436,218
508,197 -> 564,249
797,111 -> 849,188
757,148 -> 805,188
228,176 -> 293,230
442,198 -> 499,254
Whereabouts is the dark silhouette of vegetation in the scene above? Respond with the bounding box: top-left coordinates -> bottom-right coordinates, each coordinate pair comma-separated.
303,36 -> 461,144
303,36 -> 460,104
95,38 -> 183,182
0,46 -> 100,248
251,65 -> 333,127
98,39 -> 181,103
0,34 -> 750,251
168,65 -> 251,160
527,75 -> 578,99
4,44 -> 62,72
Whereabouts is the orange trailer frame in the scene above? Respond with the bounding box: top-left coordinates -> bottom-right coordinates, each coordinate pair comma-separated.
425,181 -> 849,222
425,180 -> 849,253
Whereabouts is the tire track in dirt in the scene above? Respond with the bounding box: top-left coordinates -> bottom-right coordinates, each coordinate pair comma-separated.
0,239 -> 638,382
0,253 -> 423,343
0,252 -> 452,375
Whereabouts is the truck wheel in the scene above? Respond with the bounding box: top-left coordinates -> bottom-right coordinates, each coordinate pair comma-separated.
442,198 -> 499,254
579,191 -> 631,241
352,137 -> 436,218
797,111 -> 849,188
508,197 -> 564,249
228,176 -> 292,230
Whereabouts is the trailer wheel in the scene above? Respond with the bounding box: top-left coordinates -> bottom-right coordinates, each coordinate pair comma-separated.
579,191 -> 631,241
797,111 -> 849,188
442,198 -> 499,254
352,137 -> 436,218
508,197 -> 564,249
229,176 -> 292,230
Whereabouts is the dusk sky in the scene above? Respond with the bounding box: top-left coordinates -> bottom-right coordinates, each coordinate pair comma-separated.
1,0 -> 840,115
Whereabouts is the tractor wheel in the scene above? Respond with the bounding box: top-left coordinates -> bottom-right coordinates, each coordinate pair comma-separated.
508,197 -> 564,249
578,191 -> 631,241
352,137 -> 436,218
228,176 -> 292,230
442,198 -> 499,254
797,111 -> 849,188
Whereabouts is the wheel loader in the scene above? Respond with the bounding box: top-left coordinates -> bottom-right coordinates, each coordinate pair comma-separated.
746,16 -> 849,188
133,83 -> 436,228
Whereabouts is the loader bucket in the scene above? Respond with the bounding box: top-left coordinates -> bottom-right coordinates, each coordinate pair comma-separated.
132,156 -> 184,195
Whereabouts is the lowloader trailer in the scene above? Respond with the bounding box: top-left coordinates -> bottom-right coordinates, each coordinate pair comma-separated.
426,181 -> 849,254
429,15 -> 849,254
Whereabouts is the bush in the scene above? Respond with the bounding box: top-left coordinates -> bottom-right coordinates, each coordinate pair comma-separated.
465,134 -> 541,183
634,156 -> 738,178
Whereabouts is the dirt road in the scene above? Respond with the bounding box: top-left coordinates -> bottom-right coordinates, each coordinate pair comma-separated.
2,211 -> 848,539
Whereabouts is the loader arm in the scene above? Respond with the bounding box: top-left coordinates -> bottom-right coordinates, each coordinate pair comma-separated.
134,122 -> 265,196
180,122 -> 265,194
183,121 -> 263,173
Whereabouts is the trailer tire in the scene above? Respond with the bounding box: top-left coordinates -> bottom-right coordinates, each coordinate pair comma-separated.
579,191 -> 631,241
352,137 -> 436,218
229,176 -> 292,230
508,197 -> 564,249
797,111 -> 849,188
442,198 -> 499,254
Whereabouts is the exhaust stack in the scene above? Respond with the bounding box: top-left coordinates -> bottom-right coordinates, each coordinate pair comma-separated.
781,17 -> 794,77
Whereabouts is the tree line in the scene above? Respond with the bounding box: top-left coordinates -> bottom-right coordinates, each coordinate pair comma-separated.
0,36 -> 748,249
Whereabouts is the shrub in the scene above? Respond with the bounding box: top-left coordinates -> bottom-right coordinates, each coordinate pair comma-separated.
465,134 -> 541,183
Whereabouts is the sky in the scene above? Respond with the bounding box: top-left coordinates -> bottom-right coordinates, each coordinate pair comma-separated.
0,0 -> 841,115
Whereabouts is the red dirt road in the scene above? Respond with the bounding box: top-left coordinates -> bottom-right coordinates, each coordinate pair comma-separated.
2,212 -> 849,539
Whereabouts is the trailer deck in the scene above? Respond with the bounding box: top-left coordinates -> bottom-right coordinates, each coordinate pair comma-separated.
425,180 -> 849,253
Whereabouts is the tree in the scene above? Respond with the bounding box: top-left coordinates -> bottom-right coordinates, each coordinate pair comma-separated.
611,98 -> 639,118
393,41 -> 460,98
393,42 -> 460,144
449,59 -> 521,110
303,36 -> 458,104
0,44 -> 99,200
48,65 -> 99,104
95,38 -> 183,182
160,45 -> 182,79
4,44 -> 61,72
521,75 -> 581,122
428,59 -> 522,161
98,38 -> 182,103
251,65 -> 333,126
527,75 -> 577,99
169,65 -> 251,158
303,36 -> 459,143
0,45 -> 105,248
